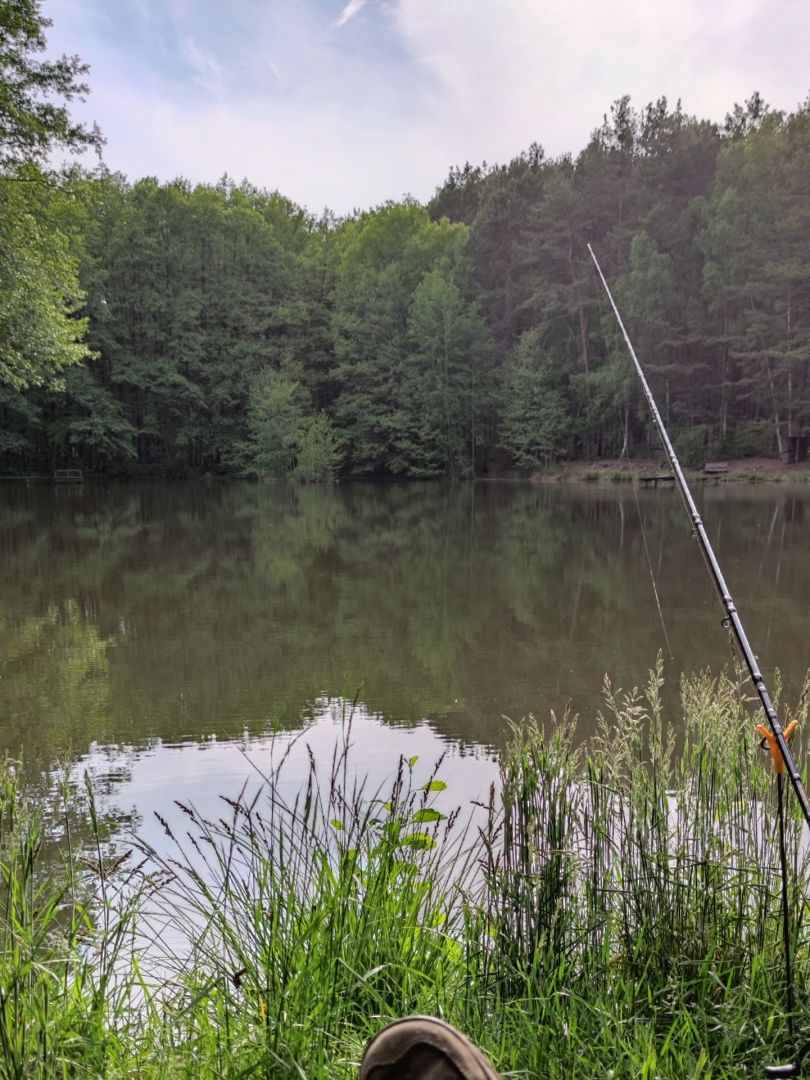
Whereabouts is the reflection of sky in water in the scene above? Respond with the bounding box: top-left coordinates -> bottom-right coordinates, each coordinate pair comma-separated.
74,700 -> 500,861
65,701 -> 501,968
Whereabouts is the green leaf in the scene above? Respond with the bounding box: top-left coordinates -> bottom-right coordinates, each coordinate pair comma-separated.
330,818 -> 344,831
412,808 -> 445,823
408,755 -> 419,766
399,831 -> 437,850
421,780 -> 447,793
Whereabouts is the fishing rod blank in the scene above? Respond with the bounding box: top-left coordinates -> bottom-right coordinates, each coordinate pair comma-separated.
588,243 -> 810,1077
587,243 -> 810,831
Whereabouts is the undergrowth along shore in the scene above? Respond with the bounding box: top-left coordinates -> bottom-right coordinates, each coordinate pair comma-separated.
2,664 -> 810,1079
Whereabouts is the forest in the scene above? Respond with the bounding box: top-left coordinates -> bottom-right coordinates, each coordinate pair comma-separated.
2,5 -> 810,478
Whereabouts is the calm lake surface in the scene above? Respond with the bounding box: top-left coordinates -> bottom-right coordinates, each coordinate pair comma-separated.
1,480 -> 808,840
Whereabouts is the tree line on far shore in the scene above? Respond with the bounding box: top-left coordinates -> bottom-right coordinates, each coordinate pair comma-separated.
2,5 -> 810,479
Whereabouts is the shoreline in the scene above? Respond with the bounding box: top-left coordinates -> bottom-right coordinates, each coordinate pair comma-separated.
527,456 -> 810,485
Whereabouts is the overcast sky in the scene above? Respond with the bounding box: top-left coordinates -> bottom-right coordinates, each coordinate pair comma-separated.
44,0 -> 810,215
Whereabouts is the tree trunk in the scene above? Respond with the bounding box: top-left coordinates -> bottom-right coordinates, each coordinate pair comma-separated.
786,300 -> 793,438
568,228 -> 589,372
766,357 -> 784,457
720,347 -> 728,441
619,403 -> 629,459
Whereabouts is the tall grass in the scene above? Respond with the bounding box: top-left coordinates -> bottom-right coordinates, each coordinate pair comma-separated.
0,765 -> 144,1077
1,666 -> 809,1078
136,727 -> 476,1077
475,664 -> 810,1077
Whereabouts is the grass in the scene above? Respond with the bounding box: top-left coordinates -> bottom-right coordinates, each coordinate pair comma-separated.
2,663 -> 810,1078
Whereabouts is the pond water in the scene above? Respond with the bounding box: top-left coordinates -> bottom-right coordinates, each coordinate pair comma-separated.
1,480 -> 808,840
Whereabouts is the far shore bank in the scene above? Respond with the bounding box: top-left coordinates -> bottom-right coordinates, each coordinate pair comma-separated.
528,456 -> 810,485
4,459 -> 810,486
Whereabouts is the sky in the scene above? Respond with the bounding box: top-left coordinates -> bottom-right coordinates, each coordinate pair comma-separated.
44,0 -> 810,215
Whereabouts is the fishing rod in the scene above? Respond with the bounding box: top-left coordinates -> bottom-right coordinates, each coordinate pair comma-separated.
588,244 -> 810,1077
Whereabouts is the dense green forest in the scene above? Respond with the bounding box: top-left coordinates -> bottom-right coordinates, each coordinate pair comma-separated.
2,5 -> 810,478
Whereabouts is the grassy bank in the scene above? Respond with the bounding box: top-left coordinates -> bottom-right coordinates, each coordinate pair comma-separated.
529,458 -> 810,485
2,666 -> 809,1078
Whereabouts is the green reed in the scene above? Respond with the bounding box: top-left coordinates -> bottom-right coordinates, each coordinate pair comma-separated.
135,721 -> 476,1077
0,763 -> 145,1077
474,662 -> 810,1078
1,666 -> 809,1078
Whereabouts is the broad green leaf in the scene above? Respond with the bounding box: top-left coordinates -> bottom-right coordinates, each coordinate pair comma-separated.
399,831 -> 437,850
421,780 -> 447,793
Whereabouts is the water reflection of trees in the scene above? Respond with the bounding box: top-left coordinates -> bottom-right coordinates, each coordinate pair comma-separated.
1,482 -> 809,769
0,602 -> 113,761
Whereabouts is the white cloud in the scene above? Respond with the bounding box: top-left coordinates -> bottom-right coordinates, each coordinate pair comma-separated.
335,0 -> 368,30
79,79 -> 437,213
43,0 -> 810,213
182,35 -> 227,99
390,0 -> 810,163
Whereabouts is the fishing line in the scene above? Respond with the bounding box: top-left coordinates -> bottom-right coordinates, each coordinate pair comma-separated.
632,479 -> 674,660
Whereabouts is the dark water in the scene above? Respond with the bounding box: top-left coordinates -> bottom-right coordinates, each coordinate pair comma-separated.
1,480 -> 808,835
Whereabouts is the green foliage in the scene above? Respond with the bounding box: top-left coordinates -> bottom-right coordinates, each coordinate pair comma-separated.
247,368 -> 307,476
719,419 -> 775,459
701,105 -> 810,453
331,202 -> 483,477
0,176 -> 92,390
401,267 -> 493,476
0,0 -> 102,168
295,411 -> 342,481
0,2 -> 101,393
246,370 -> 343,480
69,176 -> 322,475
4,92 -> 810,474
47,363 -> 136,462
499,329 -> 572,469
673,423 -> 710,468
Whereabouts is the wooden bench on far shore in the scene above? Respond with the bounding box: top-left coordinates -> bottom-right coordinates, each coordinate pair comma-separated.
53,469 -> 83,485
703,462 -> 729,480
640,473 -> 676,488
